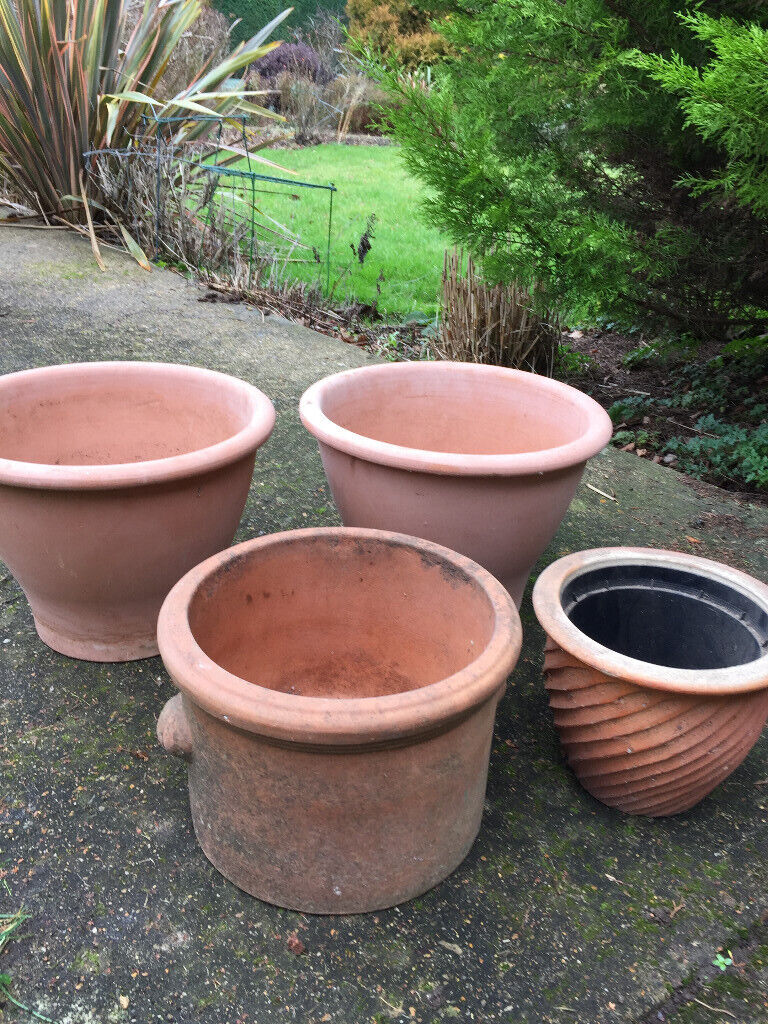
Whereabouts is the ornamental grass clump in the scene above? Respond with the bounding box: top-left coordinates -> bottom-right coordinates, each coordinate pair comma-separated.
434,249 -> 558,375
0,0 -> 290,216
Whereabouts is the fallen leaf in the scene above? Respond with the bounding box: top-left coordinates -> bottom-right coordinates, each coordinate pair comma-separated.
685,536 -> 701,544
119,995 -> 129,1009
286,931 -> 306,955
437,940 -> 463,955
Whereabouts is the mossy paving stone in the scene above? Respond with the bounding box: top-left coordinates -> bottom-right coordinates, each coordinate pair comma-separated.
0,228 -> 766,1024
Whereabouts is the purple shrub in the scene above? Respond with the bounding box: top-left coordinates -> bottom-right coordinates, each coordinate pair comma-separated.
252,42 -> 330,84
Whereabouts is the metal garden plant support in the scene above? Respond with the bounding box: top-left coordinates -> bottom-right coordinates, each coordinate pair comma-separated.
84,112 -> 336,289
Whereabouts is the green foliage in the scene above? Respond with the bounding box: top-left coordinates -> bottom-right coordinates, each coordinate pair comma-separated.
608,395 -> 655,424
621,344 -> 663,368
638,12 -> 768,216
673,334 -> 768,415
377,1 -> 768,340
0,0 -> 289,214
612,429 -> 637,446
217,1 -> 346,47
607,338 -> 768,490
557,343 -> 595,376
667,416 -> 768,489
713,952 -> 734,971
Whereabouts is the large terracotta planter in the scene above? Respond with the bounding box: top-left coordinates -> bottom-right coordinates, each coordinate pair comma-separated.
157,527 -> 521,913
299,361 -> 612,605
0,361 -> 275,661
533,548 -> 768,816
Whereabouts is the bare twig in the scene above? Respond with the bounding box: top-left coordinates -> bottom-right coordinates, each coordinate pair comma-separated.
0,223 -> 69,230
691,998 -> 736,1018
662,416 -> 719,439
586,483 -> 617,501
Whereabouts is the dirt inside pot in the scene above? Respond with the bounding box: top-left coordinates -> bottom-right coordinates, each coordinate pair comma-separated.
562,564 -> 768,672
318,370 -> 591,456
0,369 -> 252,465
187,536 -> 497,699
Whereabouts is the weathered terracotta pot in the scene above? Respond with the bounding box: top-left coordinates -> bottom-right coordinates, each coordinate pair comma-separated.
157,527 -> 521,913
299,361 -> 612,605
533,548 -> 768,816
0,361 -> 275,661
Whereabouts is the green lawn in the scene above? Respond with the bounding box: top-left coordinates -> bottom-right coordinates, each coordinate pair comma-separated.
246,144 -> 447,318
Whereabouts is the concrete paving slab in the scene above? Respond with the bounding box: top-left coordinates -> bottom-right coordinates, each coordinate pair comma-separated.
0,228 -> 767,1024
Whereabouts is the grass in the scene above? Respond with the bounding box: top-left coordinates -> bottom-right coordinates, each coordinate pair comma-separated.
0,899 -> 59,1022
243,144 -> 448,318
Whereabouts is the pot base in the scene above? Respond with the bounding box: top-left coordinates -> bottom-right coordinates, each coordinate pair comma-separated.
34,617 -> 159,662
181,692 -> 498,914
192,809 -> 481,915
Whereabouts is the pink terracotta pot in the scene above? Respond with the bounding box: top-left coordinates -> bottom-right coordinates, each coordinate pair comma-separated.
299,362 -> 612,605
533,548 -> 768,816
0,361 -> 275,661
157,527 -> 521,913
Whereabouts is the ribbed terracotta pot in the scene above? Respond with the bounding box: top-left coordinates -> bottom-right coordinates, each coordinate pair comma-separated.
157,527 -> 521,913
0,361 -> 275,661
299,362 -> 612,605
533,548 -> 768,816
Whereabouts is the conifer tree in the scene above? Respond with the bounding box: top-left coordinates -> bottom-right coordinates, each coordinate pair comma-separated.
382,1 -> 768,340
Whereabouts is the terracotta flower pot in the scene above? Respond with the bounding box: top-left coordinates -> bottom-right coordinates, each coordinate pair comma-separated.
157,527 -> 521,913
533,548 -> 768,816
0,361 -> 275,661
299,361 -> 612,605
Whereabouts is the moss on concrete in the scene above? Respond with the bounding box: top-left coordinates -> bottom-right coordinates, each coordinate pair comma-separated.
0,228 -> 767,1022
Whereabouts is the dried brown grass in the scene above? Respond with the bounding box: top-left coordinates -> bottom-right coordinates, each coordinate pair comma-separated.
86,139 -> 337,329
434,249 -> 559,374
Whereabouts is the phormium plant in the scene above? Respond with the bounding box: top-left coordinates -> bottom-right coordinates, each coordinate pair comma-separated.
0,0 -> 291,216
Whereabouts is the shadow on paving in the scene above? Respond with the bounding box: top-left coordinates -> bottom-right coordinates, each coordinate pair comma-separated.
0,228 -> 767,1024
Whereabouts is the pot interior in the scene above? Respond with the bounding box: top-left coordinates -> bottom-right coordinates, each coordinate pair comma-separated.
0,366 -> 252,466
562,564 -> 768,671
188,536 -> 498,699
319,368 -> 591,456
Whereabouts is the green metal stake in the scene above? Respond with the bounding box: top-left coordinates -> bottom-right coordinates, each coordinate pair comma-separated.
326,183 -> 335,295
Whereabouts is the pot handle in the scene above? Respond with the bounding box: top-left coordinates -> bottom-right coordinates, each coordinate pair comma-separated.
157,693 -> 193,760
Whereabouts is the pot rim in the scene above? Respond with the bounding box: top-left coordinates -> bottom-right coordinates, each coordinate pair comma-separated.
0,361 -> 276,490
157,526 -> 522,746
532,547 -> 768,696
299,361 -> 613,477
